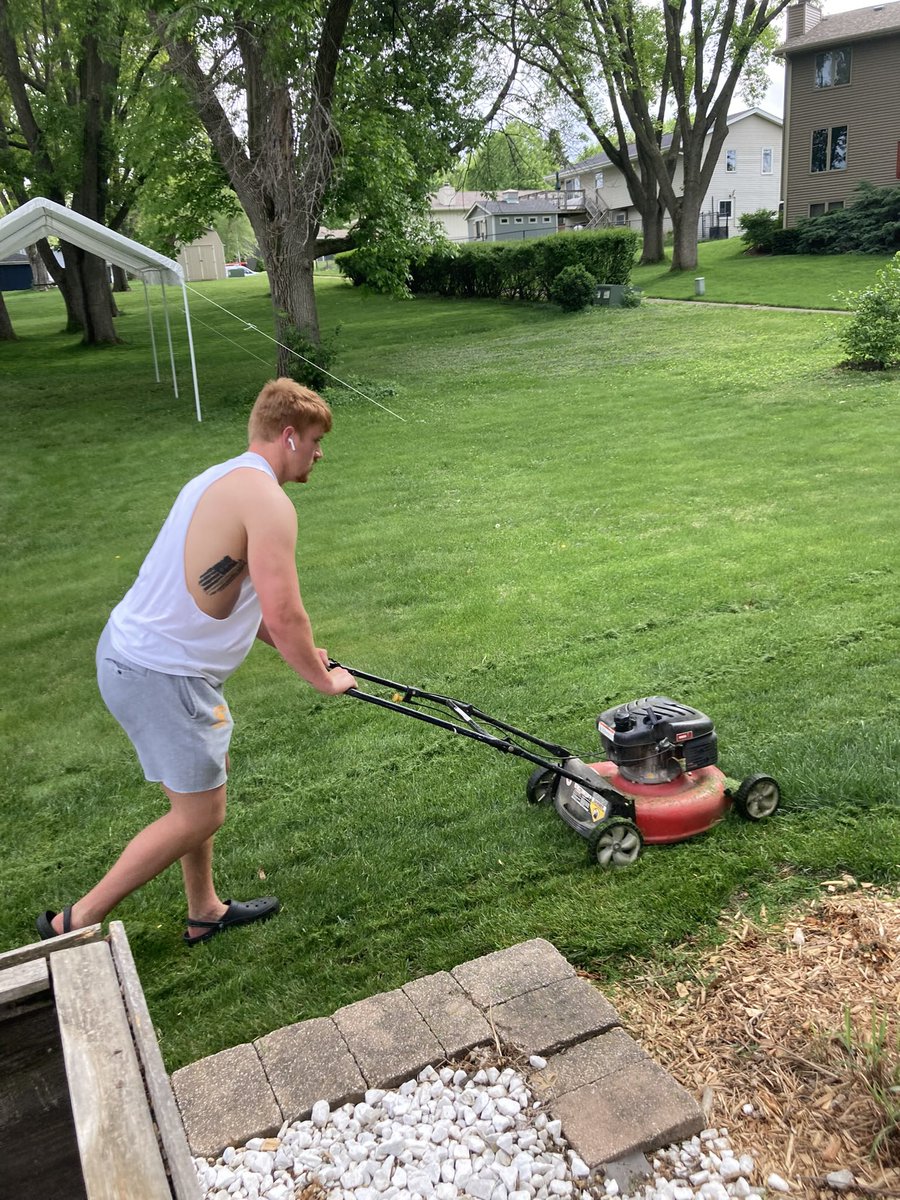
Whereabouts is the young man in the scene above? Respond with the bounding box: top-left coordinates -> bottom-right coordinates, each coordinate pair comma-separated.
38,378 -> 357,945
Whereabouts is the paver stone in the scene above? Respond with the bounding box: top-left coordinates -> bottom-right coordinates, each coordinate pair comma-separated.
333,987 -> 444,1087
171,1043 -> 282,1159
402,971 -> 494,1059
255,1016 -> 366,1120
551,1056 -> 704,1167
451,938 -> 575,1008
490,976 -> 620,1057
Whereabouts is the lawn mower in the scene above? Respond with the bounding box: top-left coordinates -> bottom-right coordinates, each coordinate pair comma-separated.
330,662 -> 781,868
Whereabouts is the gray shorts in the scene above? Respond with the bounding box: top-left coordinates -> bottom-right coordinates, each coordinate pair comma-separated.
96,624 -> 233,794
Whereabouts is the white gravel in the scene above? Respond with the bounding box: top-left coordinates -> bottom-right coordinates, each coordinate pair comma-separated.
193,1060 -> 777,1200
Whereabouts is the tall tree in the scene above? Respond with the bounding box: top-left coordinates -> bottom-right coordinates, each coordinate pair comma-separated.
153,0 -> 508,371
453,119 -> 557,190
515,0 -> 786,268
0,0 -> 229,341
498,0 -> 675,263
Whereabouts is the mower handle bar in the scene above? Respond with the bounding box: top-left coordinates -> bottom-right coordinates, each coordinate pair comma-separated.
329,661 -> 612,796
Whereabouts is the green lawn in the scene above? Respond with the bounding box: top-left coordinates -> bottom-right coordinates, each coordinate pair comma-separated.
1,273 -> 898,1071
632,237 -> 894,307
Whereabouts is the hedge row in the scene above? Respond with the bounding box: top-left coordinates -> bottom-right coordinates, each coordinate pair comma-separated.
336,228 -> 639,301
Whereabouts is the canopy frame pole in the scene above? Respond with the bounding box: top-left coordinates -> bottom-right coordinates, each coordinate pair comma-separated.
180,279 -> 202,422
160,281 -> 179,399
142,278 -> 160,383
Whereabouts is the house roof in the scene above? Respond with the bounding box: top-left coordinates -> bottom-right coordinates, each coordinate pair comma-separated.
465,198 -> 563,218
430,188 -> 489,211
777,0 -> 900,53
558,108 -> 782,175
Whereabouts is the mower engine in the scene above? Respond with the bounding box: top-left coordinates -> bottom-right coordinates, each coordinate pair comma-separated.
597,697 -> 718,785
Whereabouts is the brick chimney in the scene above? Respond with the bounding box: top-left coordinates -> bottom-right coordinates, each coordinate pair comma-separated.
786,0 -> 823,39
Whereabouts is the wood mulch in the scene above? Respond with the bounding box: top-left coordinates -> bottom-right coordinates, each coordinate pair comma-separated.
602,880 -> 900,1200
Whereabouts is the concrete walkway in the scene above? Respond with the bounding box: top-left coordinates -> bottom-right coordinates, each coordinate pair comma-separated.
171,939 -> 704,1170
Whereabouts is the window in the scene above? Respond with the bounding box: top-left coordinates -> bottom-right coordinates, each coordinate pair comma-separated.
719,200 -> 733,217
761,147 -> 773,174
565,176 -> 580,191
595,172 -> 604,188
614,213 -> 627,226
811,126 -> 847,172
514,216 -> 523,224
815,47 -> 851,88
726,149 -> 737,172
529,216 -> 537,223
499,217 -> 509,224
809,203 -> 826,216
828,200 -> 844,211
542,216 -> 552,223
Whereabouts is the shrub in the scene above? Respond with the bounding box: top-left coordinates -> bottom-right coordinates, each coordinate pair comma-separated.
359,228 -> 638,305
770,227 -> 800,255
550,264 -> 597,312
793,183 -> 900,255
279,320 -> 341,390
835,252 -> 900,369
738,209 -> 780,253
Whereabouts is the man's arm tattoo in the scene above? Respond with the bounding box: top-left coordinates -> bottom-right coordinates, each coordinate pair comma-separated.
199,555 -> 247,594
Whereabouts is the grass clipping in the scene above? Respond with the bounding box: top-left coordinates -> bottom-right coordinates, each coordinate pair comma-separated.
604,882 -> 900,1197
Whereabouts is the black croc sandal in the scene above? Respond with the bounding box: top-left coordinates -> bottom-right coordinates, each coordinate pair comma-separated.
184,896 -> 280,946
36,905 -> 73,941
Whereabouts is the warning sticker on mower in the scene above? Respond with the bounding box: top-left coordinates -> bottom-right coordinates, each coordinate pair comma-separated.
590,798 -> 608,823
597,721 -> 615,741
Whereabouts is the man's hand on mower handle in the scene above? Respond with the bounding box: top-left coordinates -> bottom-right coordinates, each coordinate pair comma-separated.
315,649 -> 356,694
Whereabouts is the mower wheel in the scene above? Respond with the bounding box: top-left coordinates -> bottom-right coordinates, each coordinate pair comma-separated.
588,817 -> 644,868
526,766 -> 557,805
734,774 -> 781,821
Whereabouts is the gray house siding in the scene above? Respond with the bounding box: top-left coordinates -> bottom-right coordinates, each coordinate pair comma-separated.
782,32 -> 900,226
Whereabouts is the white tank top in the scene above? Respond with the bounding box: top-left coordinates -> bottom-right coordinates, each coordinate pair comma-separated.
107,451 -> 277,686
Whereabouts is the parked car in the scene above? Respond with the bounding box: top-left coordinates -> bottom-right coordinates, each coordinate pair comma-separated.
226,262 -> 257,277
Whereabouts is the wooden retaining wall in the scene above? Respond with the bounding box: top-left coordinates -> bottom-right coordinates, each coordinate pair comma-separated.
0,923 -> 200,1200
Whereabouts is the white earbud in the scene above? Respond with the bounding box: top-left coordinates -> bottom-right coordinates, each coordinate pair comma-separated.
288,437 -> 296,450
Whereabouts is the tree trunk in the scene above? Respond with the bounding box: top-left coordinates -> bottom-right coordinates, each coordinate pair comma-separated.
0,291 -> 16,340
637,200 -> 667,265
670,188 -> 704,272
60,241 -> 120,344
262,227 -> 320,375
27,245 -> 53,290
111,265 -> 130,292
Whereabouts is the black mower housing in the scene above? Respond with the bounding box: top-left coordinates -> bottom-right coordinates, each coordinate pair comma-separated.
597,696 -> 718,783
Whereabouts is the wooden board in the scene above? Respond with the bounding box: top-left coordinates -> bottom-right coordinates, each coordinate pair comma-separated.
0,925 -> 104,973
0,957 -> 50,1007
51,941 -> 172,1200
108,922 -> 202,1200
0,1000 -> 88,1200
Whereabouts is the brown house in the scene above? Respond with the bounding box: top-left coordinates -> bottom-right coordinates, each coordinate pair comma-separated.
776,0 -> 900,227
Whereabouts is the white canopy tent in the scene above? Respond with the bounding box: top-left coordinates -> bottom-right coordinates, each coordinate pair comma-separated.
0,197 -> 202,420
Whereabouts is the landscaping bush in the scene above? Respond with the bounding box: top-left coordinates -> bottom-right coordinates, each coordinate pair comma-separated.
795,183 -> 900,255
835,251 -> 900,369
770,227 -> 800,255
550,264 -> 597,311
739,209 -> 781,254
349,228 -> 638,306
279,319 -> 341,390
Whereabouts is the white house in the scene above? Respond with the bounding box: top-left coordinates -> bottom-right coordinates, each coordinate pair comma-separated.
429,186 -> 491,242
556,109 -> 784,237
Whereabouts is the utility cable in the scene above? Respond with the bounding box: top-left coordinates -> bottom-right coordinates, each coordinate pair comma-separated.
185,285 -> 406,421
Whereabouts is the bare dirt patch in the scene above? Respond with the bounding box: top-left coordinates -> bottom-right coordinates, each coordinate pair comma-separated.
604,881 -> 900,1199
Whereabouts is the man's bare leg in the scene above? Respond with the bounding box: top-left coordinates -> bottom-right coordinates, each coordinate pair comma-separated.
49,783 -> 227,934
